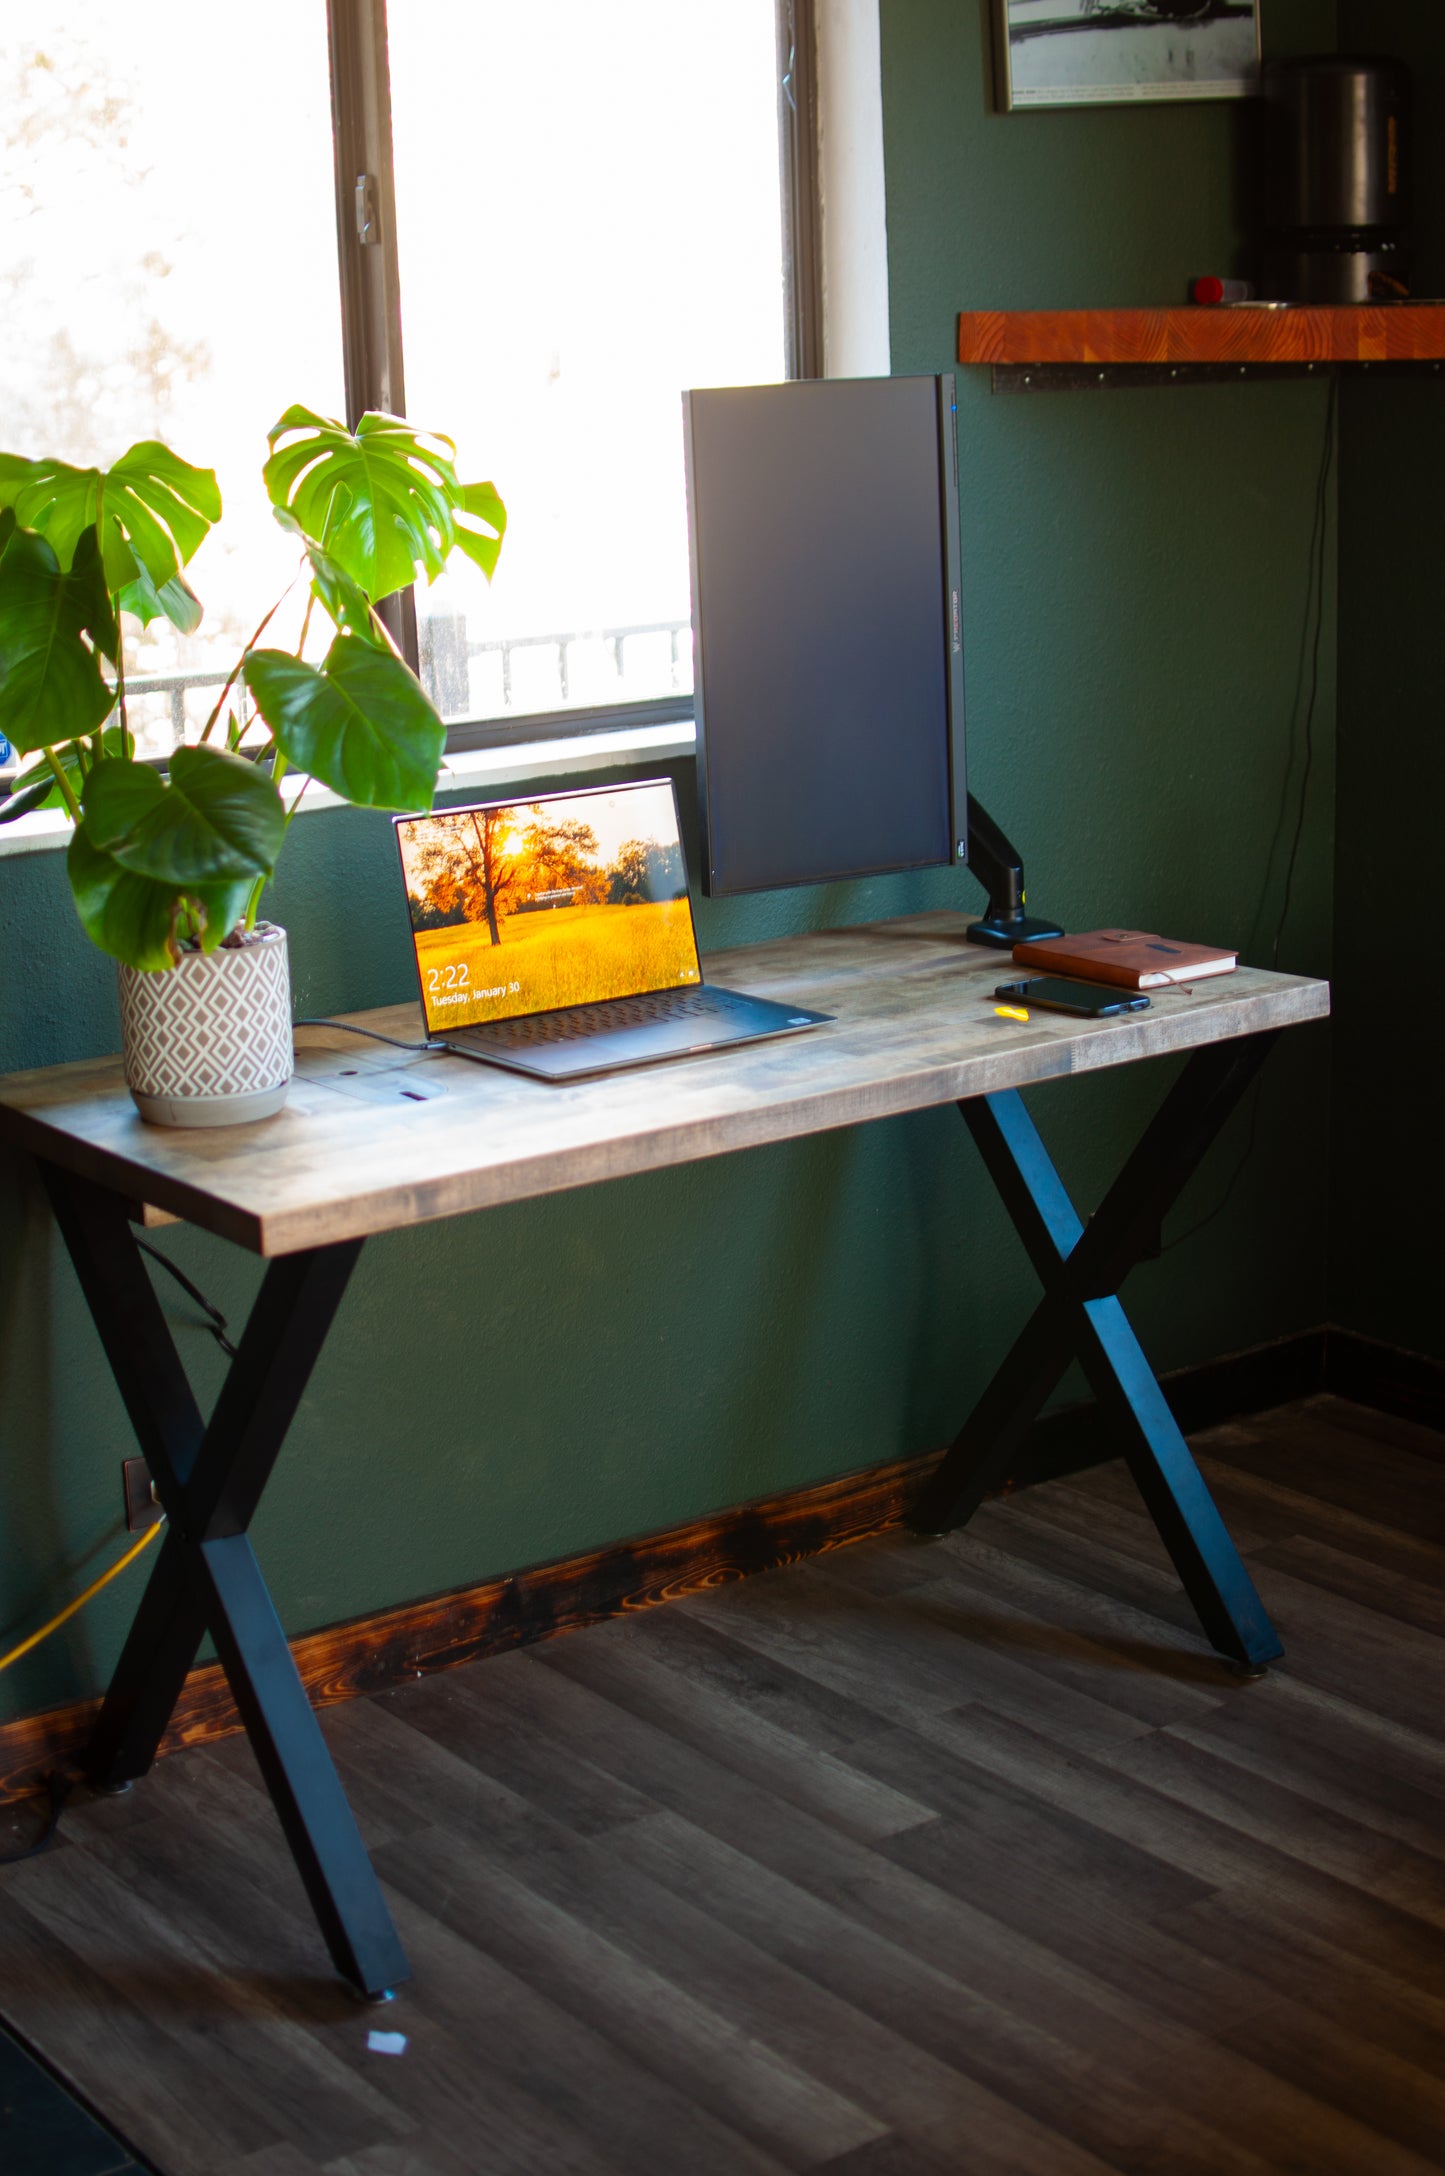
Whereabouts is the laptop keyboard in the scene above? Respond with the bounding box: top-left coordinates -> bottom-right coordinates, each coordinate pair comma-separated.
459,987 -> 737,1049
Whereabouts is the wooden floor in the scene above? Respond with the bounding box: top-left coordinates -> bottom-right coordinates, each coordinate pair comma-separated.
2,1393 -> 1445,2176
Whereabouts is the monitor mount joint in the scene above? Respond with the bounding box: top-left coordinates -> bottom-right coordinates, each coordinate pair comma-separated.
962,794 -> 1064,949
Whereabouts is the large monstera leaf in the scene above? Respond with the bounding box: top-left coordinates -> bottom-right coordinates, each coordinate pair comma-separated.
0,523 -> 119,752
0,725 -> 128,824
0,442 -> 219,631
262,407 -> 505,606
453,478 -> 506,580
246,635 -> 446,811
69,747 -> 286,969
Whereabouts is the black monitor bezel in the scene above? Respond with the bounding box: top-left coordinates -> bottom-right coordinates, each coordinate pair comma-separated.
682,372 -> 967,899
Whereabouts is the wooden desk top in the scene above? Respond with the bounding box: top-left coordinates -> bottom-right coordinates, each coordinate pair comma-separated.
0,914 -> 1329,1257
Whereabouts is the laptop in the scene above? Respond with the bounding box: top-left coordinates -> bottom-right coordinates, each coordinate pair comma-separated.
393,778 -> 832,1081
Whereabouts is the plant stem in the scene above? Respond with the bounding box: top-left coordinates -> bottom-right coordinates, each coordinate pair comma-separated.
241,750 -> 293,934
43,748 -> 82,823
95,479 -> 130,757
114,610 -> 130,758
200,568 -> 300,743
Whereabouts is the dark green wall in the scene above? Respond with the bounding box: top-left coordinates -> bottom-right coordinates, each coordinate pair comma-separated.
0,2 -> 1341,1722
1332,1 -> 1445,1362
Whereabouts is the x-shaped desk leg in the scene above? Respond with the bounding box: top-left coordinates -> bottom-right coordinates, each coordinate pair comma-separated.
41,1166 -> 410,1998
912,1031 -> 1283,1670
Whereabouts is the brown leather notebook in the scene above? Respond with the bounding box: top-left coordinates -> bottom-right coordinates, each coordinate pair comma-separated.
1011,929 -> 1238,990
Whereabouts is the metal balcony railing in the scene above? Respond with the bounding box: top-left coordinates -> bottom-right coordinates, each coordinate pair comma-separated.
418,615 -> 692,716
0,617 -> 696,785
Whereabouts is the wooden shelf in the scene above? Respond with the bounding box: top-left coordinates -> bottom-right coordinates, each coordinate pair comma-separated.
957,305 -> 1445,388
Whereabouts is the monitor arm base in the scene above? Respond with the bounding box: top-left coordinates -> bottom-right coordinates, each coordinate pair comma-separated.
966,910 -> 1068,951
961,794 -> 1064,950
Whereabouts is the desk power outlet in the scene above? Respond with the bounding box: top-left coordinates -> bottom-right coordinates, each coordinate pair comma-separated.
123,1457 -> 165,1533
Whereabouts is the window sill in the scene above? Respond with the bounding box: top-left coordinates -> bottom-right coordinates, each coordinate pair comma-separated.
0,716 -> 697,862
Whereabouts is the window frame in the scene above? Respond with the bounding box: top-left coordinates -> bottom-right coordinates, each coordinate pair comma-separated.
0,2 -> 821,798
326,0 -> 822,751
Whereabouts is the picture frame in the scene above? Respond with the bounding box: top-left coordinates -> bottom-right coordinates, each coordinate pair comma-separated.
993,1 -> 1262,111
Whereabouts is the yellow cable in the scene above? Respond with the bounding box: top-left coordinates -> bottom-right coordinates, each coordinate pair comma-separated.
0,1519 -> 165,1677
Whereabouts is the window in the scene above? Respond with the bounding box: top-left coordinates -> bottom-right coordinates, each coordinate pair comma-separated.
0,2 -> 821,782
0,5 -> 344,767
391,2 -> 790,737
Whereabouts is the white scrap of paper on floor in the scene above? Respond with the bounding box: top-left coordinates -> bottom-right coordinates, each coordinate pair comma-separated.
367,2030 -> 408,2055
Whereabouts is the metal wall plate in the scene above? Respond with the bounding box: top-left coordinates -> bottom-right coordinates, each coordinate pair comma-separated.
123,1457 -> 164,1532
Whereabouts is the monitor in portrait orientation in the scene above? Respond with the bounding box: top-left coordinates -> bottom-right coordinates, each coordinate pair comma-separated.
682,373 -> 966,898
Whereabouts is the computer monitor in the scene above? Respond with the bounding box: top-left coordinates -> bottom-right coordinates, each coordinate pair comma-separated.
681,373 -> 1062,949
682,374 -> 966,898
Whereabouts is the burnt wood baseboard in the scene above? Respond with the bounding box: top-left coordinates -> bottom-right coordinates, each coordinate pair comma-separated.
1324,1328 -> 1445,1439
0,1447 -> 938,1809
3,1324 -> 1440,1807
1021,1325 -> 1444,1465
1011,1328 -> 1327,1486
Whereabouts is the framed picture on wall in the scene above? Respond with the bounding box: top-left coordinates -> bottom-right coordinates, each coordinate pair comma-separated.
994,1 -> 1261,110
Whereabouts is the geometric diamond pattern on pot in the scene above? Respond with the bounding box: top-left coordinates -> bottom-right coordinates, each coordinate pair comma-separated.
119,923 -> 294,1102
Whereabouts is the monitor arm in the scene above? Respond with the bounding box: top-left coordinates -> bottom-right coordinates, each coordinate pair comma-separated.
963,794 -> 1065,949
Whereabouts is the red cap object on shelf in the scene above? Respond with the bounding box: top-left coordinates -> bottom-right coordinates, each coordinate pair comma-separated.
1191,276 -> 1255,305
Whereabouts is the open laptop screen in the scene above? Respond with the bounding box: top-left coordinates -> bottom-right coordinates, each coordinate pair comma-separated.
395,779 -> 702,1035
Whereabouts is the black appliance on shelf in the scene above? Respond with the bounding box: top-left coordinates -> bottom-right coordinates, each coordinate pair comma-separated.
1260,55 -> 1413,303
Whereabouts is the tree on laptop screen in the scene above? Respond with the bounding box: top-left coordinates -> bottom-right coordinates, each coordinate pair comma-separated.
397,783 -> 698,1029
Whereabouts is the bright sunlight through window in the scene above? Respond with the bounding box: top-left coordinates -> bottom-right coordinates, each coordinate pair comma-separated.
0,7 -> 344,769
388,1 -> 788,728
0,4 -> 788,775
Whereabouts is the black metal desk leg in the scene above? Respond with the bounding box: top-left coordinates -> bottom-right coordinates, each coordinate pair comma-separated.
911,1296 -> 1082,1531
200,1532 -> 407,1996
41,1167 -> 411,1996
911,1035 -> 1283,1669
1077,1295 -> 1281,1666
41,1167 -> 212,1790
85,1532 -> 208,1791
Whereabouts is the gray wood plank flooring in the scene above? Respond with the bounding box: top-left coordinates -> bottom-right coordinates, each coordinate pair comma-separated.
2,1393 -> 1444,2175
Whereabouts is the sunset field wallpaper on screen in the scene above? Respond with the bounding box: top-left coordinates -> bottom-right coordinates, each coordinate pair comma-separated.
397,784 -> 699,1029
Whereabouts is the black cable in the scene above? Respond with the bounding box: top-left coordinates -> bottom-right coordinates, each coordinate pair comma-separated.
0,1770 -> 71,1864
1249,377 -> 1336,960
294,1017 -> 446,1053
1273,370 -> 1337,969
1166,377 -> 1336,1256
1161,1076 -> 1263,1255
136,1237 -> 238,1358
132,1023 -> 443,1356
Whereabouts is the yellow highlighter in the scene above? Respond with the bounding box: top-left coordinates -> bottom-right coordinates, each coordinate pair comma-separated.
994,1004 -> 1030,1023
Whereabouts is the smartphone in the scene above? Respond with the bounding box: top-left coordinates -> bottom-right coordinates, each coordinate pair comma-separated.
994,977 -> 1151,1020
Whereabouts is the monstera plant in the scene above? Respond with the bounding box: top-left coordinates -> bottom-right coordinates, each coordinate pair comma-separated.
0,409 -> 504,1125
0,408 -> 505,967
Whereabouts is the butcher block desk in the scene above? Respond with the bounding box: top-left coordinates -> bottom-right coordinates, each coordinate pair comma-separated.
0,911 -> 1328,1996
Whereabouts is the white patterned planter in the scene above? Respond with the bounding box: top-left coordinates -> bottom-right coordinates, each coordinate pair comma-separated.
118,923 -> 293,1128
